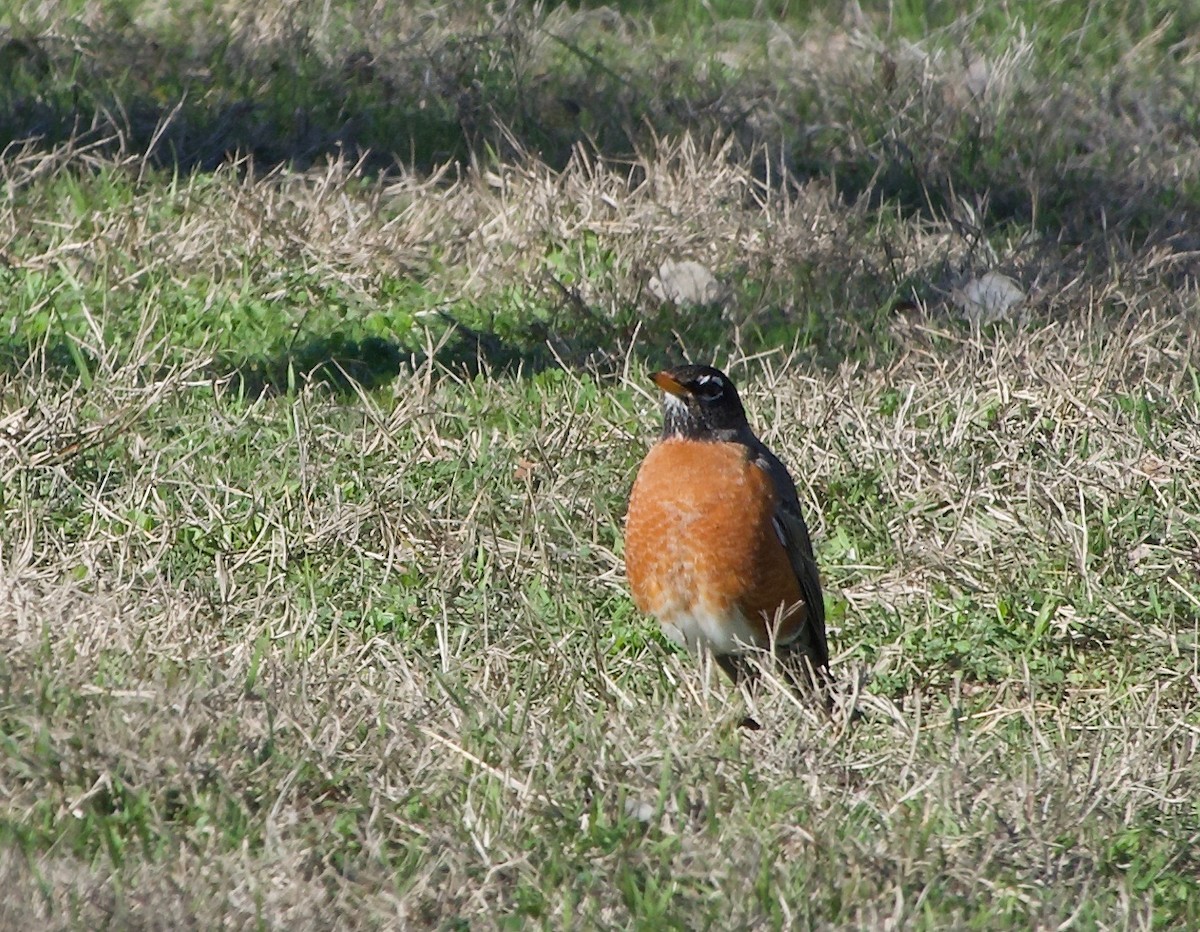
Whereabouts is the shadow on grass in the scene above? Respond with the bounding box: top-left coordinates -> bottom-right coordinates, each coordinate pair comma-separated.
0,292 -> 756,396
5,14 -> 1198,242
0,327 -> 548,398
0,17 -> 638,175
214,322 -> 562,397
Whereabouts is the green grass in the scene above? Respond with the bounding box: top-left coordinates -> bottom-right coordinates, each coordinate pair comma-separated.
2,0 -> 1200,928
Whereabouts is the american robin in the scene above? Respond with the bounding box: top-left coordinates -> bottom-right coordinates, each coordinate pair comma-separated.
625,364 -> 829,704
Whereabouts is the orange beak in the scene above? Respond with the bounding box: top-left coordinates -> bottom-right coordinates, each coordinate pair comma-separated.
652,371 -> 688,397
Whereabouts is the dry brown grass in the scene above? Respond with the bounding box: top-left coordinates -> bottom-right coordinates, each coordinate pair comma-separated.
3,0 -> 1200,927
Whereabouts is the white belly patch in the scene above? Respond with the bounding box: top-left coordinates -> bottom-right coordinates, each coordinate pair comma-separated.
660,604 -> 764,656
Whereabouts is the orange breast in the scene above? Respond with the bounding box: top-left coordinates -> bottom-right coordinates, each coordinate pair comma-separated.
624,439 -> 805,651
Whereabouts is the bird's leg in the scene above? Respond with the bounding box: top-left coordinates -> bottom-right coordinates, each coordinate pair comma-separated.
714,652 -> 751,685
713,653 -> 763,730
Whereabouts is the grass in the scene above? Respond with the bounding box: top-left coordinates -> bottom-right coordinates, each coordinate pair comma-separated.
2,0 -> 1200,928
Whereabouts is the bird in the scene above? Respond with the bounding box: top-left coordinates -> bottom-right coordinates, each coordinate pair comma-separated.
624,364 -> 829,711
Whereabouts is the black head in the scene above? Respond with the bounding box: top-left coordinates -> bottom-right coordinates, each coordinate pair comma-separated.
653,364 -> 749,441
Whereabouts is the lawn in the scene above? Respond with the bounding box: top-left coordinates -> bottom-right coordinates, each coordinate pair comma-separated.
1,0 -> 1199,928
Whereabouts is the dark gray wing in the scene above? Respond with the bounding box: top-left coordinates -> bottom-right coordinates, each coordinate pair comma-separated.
750,439 -> 829,673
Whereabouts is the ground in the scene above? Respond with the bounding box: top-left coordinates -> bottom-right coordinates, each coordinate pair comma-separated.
1,1 -> 1199,928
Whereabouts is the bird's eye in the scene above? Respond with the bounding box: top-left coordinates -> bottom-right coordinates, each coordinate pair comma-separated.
693,374 -> 724,400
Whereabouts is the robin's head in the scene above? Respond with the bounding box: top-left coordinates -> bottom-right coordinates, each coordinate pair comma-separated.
652,364 -> 749,441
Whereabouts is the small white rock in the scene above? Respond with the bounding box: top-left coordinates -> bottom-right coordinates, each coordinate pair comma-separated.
623,798 -> 656,823
954,272 -> 1025,324
648,260 -> 725,306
